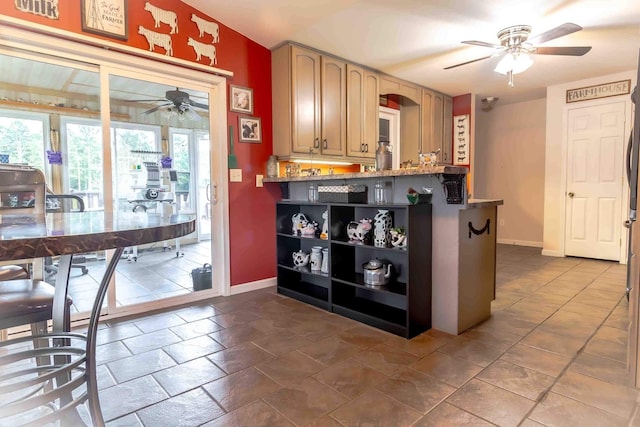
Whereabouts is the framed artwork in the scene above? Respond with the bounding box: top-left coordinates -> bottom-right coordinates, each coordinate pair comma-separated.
238,117 -> 261,143
453,114 -> 470,166
230,85 -> 254,114
81,0 -> 129,40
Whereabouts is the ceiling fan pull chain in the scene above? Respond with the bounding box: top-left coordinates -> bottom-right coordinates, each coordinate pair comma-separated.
508,70 -> 514,88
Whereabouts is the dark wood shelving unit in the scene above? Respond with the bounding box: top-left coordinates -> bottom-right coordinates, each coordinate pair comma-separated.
276,201 -> 432,338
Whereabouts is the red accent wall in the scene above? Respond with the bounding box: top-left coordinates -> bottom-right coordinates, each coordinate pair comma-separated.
453,93 -> 472,116
0,0 -> 277,286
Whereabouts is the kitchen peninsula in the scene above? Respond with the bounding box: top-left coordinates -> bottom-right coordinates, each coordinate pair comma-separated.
265,166 -> 503,336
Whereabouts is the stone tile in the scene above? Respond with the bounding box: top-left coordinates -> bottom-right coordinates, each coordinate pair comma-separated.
202,366 -> 281,412
306,415 -> 345,427
162,335 -> 225,364
314,357 -> 388,398
100,376 -> 168,422
477,359 -> 555,401
107,349 -> 176,383
201,400 -> 294,427
105,413 -> 142,427
411,351 -> 483,388
330,389 -> 422,426
519,419 -> 547,427
96,323 -> 144,346
568,352 -> 632,386
96,364 -> 116,390
584,337 -> 627,363
211,311 -> 261,328
529,392 -> 627,427
256,350 -> 325,387
375,368 -> 456,414
96,341 -> 132,365
137,387 -> 225,427
169,318 -> 223,340
153,357 -> 226,396
501,343 -> 571,377
388,331 -> 452,356
207,341 -> 274,374
248,317 -> 302,335
173,304 -> 218,322
299,336 -> 363,366
446,379 -> 535,426
337,325 -> 392,348
437,337 -> 506,367
208,324 -> 265,348
263,377 -> 347,426
251,330 -> 314,356
552,371 -> 638,419
122,329 -> 182,355
353,343 -> 420,376
470,312 -> 538,337
414,402 -> 493,426
289,319 -> 340,341
520,329 -> 587,357
594,325 -> 628,345
133,312 -> 186,333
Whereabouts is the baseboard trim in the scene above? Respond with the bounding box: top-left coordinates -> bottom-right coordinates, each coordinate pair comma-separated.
541,249 -> 564,257
497,239 -> 543,248
230,277 -> 276,295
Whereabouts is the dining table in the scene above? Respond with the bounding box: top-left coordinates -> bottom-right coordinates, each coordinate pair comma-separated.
0,210 -> 196,426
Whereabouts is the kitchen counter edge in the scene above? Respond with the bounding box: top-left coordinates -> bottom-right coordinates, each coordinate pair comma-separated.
263,165 -> 468,183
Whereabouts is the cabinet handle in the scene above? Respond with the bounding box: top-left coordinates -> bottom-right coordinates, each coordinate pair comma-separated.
360,143 -> 364,152
323,139 -> 328,149
365,144 -> 369,153
314,138 -> 320,149
468,219 -> 490,239
444,153 -> 448,161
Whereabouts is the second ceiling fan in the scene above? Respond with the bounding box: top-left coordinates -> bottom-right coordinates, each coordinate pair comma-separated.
445,23 -> 592,86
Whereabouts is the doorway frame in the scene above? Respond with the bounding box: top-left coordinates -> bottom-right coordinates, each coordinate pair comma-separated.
0,25 -> 232,321
379,106 -> 401,170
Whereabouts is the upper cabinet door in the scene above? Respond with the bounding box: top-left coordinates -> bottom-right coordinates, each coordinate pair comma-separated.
442,95 -> 453,164
321,56 -> 347,156
291,46 -> 321,154
346,64 -> 378,158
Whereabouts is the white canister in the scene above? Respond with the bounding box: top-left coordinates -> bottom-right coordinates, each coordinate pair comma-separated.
321,248 -> 329,274
310,246 -> 323,271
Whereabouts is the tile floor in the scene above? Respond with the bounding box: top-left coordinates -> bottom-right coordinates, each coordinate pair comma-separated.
89,244 -> 638,426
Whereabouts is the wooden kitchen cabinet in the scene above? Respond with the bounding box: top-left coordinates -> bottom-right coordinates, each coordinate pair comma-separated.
379,75 -> 421,104
346,64 -> 379,159
272,44 -> 346,158
421,89 -> 453,164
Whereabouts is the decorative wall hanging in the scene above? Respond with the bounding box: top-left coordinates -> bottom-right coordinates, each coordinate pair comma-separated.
230,85 -> 253,114
191,14 -> 220,43
15,0 -> 60,19
238,117 -> 261,143
188,38 -> 217,65
453,114 -> 470,166
81,0 -> 128,40
143,2 -> 178,35
566,79 -> 631,103
138,26 -> 173,56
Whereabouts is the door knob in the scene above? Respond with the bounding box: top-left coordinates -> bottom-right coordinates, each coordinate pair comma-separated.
568,192 -> 574,198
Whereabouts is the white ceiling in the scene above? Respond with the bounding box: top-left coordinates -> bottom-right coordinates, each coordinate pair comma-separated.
183,0 -> 640,105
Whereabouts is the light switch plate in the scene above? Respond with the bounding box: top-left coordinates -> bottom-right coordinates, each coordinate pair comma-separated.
256,174 -> 264,187
229,169 -> 242,182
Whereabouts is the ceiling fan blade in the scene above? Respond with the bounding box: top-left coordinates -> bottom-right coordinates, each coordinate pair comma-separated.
462,40 -> 503,49
186,99 -> 209,110
528,23 -> 582,45
142,102 -> 172,115
126,98 -> 167,102
444,55 -> 494,70
532,46 -> 592,56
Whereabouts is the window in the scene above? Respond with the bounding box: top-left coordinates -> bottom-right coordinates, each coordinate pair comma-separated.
0,110 -> 48,173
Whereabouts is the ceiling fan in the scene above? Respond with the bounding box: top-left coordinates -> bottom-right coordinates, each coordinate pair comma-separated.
127,88 -> 208,117
445,23 -> 592,87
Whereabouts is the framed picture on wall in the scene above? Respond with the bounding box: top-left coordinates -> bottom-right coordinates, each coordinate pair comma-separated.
238,117 -> 261,143
81,0 -> 129,40
230,85 -> 254,114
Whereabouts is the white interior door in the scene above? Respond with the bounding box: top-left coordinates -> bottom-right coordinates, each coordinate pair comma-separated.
379,106 -> 400,170
565,102 -> 626,260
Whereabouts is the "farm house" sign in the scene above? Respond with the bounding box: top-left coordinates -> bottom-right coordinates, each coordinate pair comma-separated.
566,79 -> 631,103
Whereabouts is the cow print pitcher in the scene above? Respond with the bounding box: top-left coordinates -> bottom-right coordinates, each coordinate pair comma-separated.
373,209 -> 392,248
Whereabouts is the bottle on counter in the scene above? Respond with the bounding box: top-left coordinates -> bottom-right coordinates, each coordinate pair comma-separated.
375,140 -> 392,171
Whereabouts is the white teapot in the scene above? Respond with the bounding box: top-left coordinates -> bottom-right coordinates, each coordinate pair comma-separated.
292,250 -> 310,268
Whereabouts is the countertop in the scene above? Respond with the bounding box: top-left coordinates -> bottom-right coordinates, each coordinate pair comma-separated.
465,199 -> 504,209
263,164 -> 468,183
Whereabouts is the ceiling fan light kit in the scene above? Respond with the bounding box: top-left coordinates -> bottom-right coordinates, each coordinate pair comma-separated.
445,22 -> 591,87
